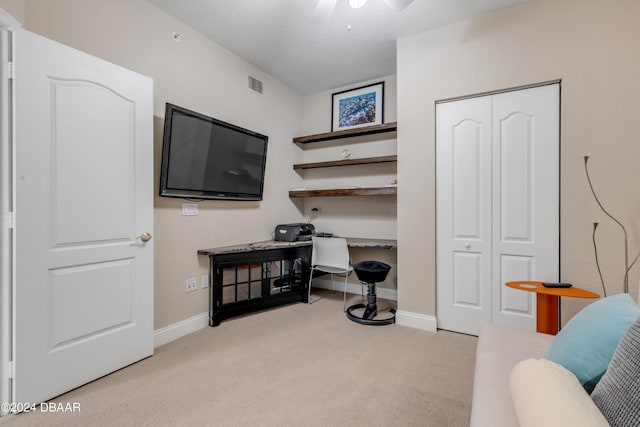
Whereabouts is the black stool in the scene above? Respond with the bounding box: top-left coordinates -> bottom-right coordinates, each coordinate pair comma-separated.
346,261 -> 395,326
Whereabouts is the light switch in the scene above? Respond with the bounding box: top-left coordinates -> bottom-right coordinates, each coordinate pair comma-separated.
182,203 -> 198,216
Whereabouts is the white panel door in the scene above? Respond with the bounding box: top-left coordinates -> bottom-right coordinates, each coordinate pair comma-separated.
491,85 -> 559,329
12,29 -> 153,404
436,96 -> 492,335
436,84 -> 559,335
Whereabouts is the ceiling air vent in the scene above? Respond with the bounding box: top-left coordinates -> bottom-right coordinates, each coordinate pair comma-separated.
248,76 -> 263,95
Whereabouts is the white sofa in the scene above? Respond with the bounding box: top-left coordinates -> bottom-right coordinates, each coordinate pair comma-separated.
470,293 -> 640,427
470,325 -> 554,427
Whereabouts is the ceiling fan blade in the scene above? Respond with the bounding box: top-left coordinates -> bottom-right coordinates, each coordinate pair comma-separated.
311,0 -> 338,24
382,0 -> 414,12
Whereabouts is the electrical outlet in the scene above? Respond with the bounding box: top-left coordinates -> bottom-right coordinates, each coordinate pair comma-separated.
201,275 -> 209,289
185,277 -> 197,293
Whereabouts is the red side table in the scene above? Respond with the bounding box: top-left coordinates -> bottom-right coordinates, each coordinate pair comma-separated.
505,281 -> 600,335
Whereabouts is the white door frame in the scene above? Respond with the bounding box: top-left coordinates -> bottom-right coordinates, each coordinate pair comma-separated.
0,8 -> 21,414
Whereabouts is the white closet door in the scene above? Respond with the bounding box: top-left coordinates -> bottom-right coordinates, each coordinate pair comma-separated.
436,84 -> 559,335
12,29 -> 154,404
491,85 -> 559,330
436,96 -> 493,335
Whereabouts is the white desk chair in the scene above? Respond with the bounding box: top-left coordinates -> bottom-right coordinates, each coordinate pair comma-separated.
308,236 -> 353,310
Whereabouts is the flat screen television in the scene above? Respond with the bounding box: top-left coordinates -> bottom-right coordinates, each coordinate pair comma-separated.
159,103 -> 268,201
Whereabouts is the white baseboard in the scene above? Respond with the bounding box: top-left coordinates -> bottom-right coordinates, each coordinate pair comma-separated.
395,310 -> 437,332
153,283 -> 410,348
154,312 -> 209,348
312,278 -> 398,301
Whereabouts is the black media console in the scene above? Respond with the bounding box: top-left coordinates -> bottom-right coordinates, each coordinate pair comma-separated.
198,241 -> 312,327
198,238 -> 397,327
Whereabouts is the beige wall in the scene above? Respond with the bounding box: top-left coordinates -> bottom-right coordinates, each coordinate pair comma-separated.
299,76 -> 397,242
0,0 -> 401,329
299,76 -> 399,291
397,0 -> 640,323
4,0 -> 306,329
0,0 -> 24,24
6,0 -> 637,331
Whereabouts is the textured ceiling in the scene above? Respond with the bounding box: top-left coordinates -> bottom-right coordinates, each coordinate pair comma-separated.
148,0 -> 526,95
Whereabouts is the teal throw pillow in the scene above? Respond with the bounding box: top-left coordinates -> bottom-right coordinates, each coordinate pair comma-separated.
548,293 -> 640,393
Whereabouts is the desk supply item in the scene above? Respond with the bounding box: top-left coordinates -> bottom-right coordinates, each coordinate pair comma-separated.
274,223 -> 315,242
314,232 -> 333,238
542,282 -> 573,288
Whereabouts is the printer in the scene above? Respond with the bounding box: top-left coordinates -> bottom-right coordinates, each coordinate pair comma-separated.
274,223 -> 315,242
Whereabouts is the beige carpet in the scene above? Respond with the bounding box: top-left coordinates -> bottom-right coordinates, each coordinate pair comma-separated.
2,292 -> 477,427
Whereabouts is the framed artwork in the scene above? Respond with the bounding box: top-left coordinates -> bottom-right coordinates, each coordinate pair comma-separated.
331,81 -> 384,131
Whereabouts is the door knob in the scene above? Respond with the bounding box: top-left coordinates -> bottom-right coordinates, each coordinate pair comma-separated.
464,242 -> 471,249
137,232 -> 152,242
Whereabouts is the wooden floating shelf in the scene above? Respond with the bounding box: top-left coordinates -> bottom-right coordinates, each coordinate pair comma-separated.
289,186 -> 397,197
293,155 -> 397,170
293,122 -> 397,144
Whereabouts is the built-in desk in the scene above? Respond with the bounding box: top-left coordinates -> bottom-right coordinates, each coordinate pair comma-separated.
198,238 -> 397,326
